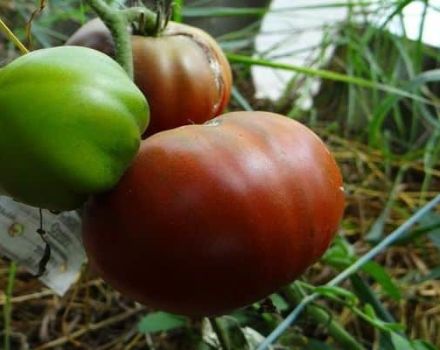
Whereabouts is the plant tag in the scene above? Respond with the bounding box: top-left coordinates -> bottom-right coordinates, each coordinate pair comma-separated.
0,196 -> 86,295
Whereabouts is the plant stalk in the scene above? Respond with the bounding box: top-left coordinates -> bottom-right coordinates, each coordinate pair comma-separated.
121,7 -> 157,28
0,18 -> 29,54
172,0 -> 184,22
85,0 -> 134,79
282,284 -> 366,350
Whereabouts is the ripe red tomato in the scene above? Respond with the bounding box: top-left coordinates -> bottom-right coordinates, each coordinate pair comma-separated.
66,19 -> 232,137
82,111 -> 345,317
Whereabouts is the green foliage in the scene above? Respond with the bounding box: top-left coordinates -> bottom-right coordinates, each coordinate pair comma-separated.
362,261 -> 401,300
138,312 -> 187,333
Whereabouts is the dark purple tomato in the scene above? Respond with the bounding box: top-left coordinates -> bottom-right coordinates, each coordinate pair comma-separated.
82,111 -> 345,317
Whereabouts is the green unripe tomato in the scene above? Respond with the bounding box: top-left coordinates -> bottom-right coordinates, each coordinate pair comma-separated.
0,46 -> 149,211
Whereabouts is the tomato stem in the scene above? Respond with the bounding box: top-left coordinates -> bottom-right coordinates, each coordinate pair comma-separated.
85,0 -> 134,79
121,7 -> 158,36
172,0 -> 184,23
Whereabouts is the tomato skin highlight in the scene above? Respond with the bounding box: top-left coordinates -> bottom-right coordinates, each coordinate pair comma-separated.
82,111 -> 345,317
67,19 -> 232,137
0,46 -> 149,211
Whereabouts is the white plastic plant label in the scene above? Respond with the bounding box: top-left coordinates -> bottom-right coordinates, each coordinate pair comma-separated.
0,196 -> 86,295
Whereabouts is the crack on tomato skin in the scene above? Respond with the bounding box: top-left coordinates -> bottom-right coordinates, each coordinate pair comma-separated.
165,31 -> 226,117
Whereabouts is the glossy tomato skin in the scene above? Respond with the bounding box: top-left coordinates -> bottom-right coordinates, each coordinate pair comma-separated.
82,111 -> 345,317
0,46 -> 148,211
67,18 -> 232,137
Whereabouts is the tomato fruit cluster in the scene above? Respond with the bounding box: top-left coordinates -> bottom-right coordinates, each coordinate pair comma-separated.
0,18 -> 344,317
67,18 -> 232,137
83,111 -> 345,316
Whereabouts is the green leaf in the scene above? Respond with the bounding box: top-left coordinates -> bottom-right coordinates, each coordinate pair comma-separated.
379,332 -> 396,350
229,310 -> 253,326
411,340 -> 439,350
359,305 -> 403,333
322,236 -> 356,269
137,312 -> 187,334
241,327 -> 267,349
363,304 -> 377,318
270,294 -> 289,312
314,286 -> 358,305
211,316 -> 251,350
368,70 -> 440,147
350,274 -> 396,323
390,332 -> 416,350
365,211 -> 389,242
362,261 -> 401,300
